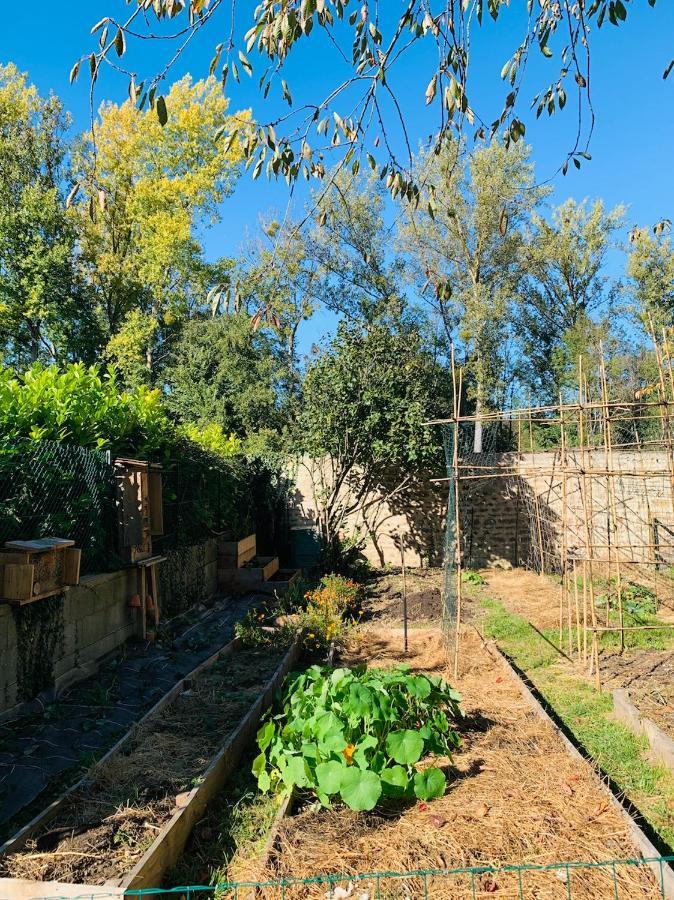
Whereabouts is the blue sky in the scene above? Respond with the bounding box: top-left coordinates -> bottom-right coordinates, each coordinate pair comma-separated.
2,2 -> 673,353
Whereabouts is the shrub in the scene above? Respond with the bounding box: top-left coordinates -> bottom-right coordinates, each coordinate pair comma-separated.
254,665 -> 462,811
300,574 -> 363,650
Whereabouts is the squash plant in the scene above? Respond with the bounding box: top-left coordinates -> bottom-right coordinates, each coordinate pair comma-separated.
253,665 -> 462,812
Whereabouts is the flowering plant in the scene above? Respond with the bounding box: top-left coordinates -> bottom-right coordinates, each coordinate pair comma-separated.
301,574 -> 363,651
253,664 -> 462,811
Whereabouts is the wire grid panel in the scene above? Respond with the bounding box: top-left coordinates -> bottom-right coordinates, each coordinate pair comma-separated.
37,856 -> 674,899
0,440 -> 116,573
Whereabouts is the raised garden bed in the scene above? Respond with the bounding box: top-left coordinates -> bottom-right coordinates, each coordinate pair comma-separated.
0,631 -> 300,891
172,614 -> 668,899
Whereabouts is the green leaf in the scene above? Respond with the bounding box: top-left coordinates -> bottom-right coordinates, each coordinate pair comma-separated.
156,95 -> 168,126
339,767 -> 382,811
316,760 -> 344,795
252,751 -> 266,777
386,730 -> 424,765
413,767 -> 446,801
282,754 -> 311,788
380,765 -> 409,798
257,720 -> 275,752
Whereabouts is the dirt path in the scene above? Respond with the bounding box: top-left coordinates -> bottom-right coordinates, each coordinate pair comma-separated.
262,625 -> 661,899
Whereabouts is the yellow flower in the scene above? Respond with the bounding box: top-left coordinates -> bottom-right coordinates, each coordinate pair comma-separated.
342,744 -> 356,765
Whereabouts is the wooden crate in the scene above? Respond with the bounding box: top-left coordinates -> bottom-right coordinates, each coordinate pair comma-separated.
218,534 -> 256,570
0,538 -> 81,605
114,459 -> 163,565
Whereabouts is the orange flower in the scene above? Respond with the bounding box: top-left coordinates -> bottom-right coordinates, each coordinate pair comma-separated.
342,743 -> 356,765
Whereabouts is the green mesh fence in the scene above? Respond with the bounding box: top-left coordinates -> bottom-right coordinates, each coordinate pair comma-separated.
37,856 -> 674,899
0,440 -> 117,574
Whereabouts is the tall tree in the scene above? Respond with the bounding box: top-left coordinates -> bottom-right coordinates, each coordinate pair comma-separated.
164,314 -> 285,445
0,64 -> 87,368
517,199 -> 624,401
73,76 -> 251,382
398,140 -> 547,447
627,226 -> 674,337
298,321 -> 449,563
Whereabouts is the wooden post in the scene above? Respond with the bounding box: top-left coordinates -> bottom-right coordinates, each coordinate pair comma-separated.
398,533 -> 408,656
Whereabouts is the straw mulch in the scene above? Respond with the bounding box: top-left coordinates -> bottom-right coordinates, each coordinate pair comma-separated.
0,648 -> 282,886
260,627 -> 662,899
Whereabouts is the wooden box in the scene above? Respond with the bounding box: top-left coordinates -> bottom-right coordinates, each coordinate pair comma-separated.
218,534 -> 257,570
115,459 -> 163,565
0,538 -> 81,605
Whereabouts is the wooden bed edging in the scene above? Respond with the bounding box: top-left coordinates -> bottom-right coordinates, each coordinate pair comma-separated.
120,633 -> 303,891
476,627 -> 674,900
0,637 -> 242,859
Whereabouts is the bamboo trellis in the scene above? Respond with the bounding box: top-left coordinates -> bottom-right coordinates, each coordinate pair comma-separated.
434,335 -> 674,687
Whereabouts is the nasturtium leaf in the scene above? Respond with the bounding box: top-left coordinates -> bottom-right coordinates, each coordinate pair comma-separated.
408,676 -> 431,699
319,728 -> 347,754
381,765 -> 409,798
283,754 -> 311,788
413,767 -> 446,801
349,683 -> 374,717
257,720 -> 274,751
386,730 -> 424,765
340,767 -> 382,811
354,734 -> 378,769
316,760 -> 345,795
258,770 -> 271,792
252,751 -> 266,777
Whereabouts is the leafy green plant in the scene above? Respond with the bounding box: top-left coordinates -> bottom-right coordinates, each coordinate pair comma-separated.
595,580 -> 658,618
461,570 -> 486,586
253,664 -> 462,811
234,609 -> 270,647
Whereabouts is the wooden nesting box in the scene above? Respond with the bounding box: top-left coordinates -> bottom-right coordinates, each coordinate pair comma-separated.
114,459 -> 164,565
0,538 -> 81,605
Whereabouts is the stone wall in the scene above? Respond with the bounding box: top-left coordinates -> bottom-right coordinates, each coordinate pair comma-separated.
0,538 -> 218,715
289,452 -> 674,572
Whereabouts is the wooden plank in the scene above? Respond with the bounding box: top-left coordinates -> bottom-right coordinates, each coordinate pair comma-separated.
2,564 -> 34,601
121,634 -> 302,891
0,878 -> 124,898
148,471 -> 164,536
4,539 -> 74,552
62,548 -> 81,586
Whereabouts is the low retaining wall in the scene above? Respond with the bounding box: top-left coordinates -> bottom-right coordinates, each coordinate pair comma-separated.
0,539 -> 218,715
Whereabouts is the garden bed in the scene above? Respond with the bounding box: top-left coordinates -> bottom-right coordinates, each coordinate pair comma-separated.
0,634 -> 298,888
190,618 -> 665,898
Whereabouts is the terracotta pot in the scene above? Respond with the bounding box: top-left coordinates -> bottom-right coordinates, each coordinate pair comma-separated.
128,594 -> 141,608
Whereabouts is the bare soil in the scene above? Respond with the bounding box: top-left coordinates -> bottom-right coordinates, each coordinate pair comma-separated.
364,568 -> 445,623
261,625 -> 661,899
0,644 -> 287,886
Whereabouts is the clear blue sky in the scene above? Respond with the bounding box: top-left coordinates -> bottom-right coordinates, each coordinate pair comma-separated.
2,2 -> 673,352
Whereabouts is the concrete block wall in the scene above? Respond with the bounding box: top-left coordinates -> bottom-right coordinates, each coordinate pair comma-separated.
289,452 -> 674,573
0,538 -> 219,715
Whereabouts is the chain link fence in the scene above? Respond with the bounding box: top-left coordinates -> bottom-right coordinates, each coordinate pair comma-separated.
0,440 -> 118,574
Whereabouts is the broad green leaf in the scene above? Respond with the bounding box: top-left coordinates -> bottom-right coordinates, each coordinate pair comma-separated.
340,767 -> 382,811
381,765 -> 409,798
316,760 -> 345,795
413,767 -> 446,801
257,720 -> 275,751
386,730 -> 424,765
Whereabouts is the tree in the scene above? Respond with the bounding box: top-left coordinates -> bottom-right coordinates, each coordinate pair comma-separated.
0,64 -> 88,368
308,172 -> 404,324
398,140 -> 547,447
232,217 -> 319,392
164,314 -> 285,446
297,321 -> 449,562
627,227 -> 674,336
83,2 -> 668,200
517,199 -> 624,401
72,76 -> 251,382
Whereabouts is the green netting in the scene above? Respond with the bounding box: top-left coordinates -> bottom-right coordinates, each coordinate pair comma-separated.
0,439 -> 117,574
38,856 -> 674,899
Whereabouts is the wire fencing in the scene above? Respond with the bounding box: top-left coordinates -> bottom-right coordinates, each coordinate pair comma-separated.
0,440 -> 117,574
38,856 -> 674,899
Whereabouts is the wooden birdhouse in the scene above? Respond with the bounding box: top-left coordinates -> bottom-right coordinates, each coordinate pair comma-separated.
0,538 -> 81,605
114,459 -> 164,565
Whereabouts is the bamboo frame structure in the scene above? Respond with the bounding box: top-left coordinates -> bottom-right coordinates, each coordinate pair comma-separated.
434,336 -> 674,691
